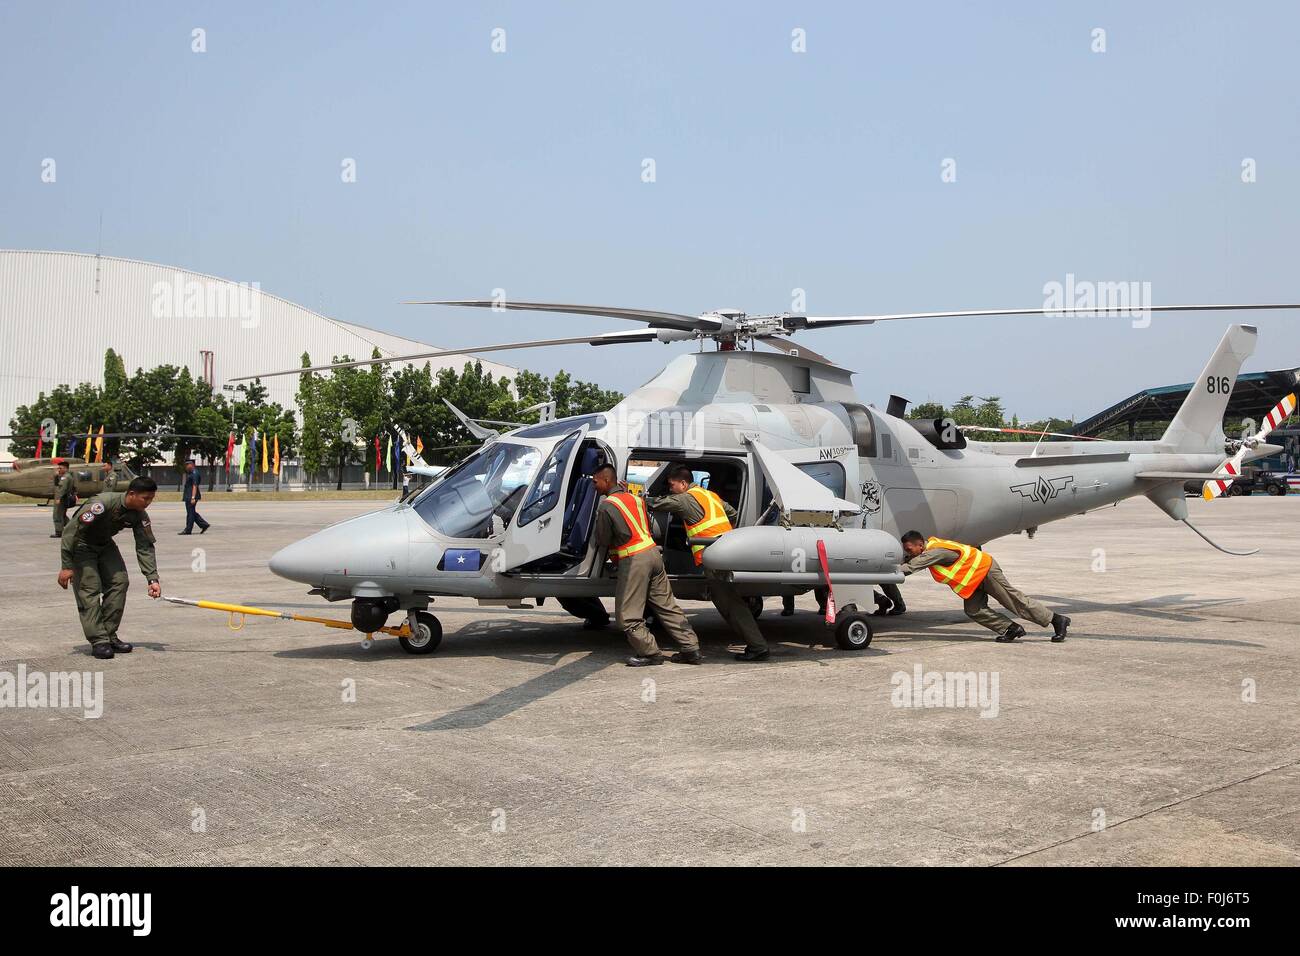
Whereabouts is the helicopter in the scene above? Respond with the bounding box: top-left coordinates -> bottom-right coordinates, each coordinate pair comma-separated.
230,299 -> 1299,655
0,433 -> 207,502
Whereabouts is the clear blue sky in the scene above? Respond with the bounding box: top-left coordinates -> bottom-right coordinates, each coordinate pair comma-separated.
3,1 -> 1298,420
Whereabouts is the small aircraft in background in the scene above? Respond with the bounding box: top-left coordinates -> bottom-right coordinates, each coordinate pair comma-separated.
1,432 -> 207,502
0,455 -> 129,502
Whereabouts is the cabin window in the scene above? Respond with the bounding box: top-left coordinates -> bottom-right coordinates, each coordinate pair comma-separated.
796,461 -> 846,498
758,461 -> 847,517
518,432 -> 580,527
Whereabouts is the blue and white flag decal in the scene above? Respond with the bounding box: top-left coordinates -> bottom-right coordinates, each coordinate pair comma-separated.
441,549 -> 482,572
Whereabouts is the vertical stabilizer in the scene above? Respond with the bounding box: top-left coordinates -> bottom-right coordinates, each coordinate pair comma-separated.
1161,325 -> 1257,451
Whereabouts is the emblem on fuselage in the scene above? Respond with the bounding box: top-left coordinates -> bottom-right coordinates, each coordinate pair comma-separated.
860,480 -> 883,514
1009,475 -> 1074,504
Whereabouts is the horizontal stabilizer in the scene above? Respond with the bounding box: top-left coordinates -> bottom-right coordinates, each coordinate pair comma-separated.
1015,452 -> 1130,466
1136,471 -> 1234,481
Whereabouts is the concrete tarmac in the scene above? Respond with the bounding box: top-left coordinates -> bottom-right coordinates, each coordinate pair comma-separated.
1,496 -> 1297,865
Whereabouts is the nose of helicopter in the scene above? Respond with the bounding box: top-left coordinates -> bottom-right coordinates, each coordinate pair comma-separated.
269,506 -> 413,589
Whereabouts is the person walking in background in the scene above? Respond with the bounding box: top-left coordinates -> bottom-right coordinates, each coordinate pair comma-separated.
179,460 -> 210,535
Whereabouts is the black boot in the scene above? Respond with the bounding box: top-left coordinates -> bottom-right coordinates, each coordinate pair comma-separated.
670,649 -> 704,665
1051,613 -> 1070,642
626,654 -> 664,667
886,600 -> 907,616
995,623 -> 1026,643
734,647 -> 770,662
109,637 -> 133,653
91,642 -> 115,660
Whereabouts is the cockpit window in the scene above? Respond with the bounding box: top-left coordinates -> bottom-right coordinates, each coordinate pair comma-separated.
411,442 -> 541,539
518,432 -> 580,526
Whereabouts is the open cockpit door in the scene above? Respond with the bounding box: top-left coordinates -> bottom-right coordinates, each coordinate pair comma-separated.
745,438 -> 861,525
501,425 -> 590,570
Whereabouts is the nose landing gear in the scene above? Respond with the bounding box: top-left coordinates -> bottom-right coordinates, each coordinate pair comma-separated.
351,597 -> 441,654
399,610 -> 443,655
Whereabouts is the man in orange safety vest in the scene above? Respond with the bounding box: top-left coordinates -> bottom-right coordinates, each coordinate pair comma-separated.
593,464 -> 702,666
899,530 -> 1069,642
648,466 -> 769,661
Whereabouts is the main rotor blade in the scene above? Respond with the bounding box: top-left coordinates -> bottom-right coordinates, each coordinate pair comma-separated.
794,303 -> 1300,329
405,299 -> 719,333
228,329 -> 658,381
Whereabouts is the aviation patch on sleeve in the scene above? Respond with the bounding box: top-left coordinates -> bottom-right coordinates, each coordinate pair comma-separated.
80,511 -> 96,524
90,501 -> 105,515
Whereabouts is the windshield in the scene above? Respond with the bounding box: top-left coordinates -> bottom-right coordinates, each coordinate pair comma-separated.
412,442 -> 542,538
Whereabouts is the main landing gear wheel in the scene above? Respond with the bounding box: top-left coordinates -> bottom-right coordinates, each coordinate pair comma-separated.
834,610 -> 874,650
399,611 -> 443,655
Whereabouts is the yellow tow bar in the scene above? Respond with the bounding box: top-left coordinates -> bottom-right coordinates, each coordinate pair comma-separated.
162,596 -> 411,637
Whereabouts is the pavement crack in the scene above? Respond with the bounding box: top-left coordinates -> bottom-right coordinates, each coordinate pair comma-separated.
991,755 -> 1300,866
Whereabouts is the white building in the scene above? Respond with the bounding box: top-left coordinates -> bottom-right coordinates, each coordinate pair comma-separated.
0,250 -> 516,463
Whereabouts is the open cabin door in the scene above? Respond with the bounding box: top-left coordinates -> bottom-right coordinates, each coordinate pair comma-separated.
746,438 -> 861,522
751,441 -> 860,524
501,425 -> 589,571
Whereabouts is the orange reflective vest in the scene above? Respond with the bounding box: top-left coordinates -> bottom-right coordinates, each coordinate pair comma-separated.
925,536 -> 992,599
685,486 -> 732,565
606,492 -> 656,560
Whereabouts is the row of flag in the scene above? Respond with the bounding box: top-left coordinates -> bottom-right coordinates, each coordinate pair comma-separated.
220,430 -> 426,478
224,429 -> 281,477
50,425 -> 105,463
41,424 -> 428,478
372,433 -> 424,475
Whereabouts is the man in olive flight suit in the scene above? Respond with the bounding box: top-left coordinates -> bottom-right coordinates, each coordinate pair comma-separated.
50,460 -> 77,538
648,466 -> 769,661
57,476 -> 163,660
591,464 -> 702,666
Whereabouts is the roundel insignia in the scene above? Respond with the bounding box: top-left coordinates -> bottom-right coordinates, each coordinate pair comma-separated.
80,511 -> 96,524
90,501 -> 105,515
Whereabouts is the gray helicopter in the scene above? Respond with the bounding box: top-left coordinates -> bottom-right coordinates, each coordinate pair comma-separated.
235,300 -> 1297,654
